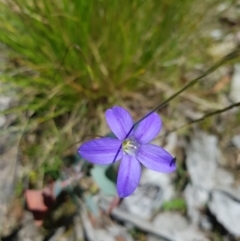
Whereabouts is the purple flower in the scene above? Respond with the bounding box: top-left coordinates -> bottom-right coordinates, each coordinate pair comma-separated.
78,106 -> 176,197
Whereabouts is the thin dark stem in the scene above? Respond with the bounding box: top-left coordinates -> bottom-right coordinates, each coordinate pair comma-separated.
169,101 -> 240,133
111,47 -> 240,163
132,49 -> 240,129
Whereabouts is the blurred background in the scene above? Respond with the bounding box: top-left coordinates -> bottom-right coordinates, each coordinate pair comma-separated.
0,0 -> 240,240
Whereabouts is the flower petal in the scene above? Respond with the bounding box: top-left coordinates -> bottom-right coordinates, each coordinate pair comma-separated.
117,155 -> 141,197
136,144 -> 176,173
134,112 -> 162,144
105,106 -> 133,140
78,137 -> 123,164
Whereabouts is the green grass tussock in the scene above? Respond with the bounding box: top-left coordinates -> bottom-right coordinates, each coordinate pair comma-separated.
0,0 -> 222,168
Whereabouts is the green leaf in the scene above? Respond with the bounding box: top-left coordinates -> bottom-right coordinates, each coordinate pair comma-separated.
162,198 -> 186,211
84,194 -> 99,217
53,180 -> 63,198
91,165 -> 117,196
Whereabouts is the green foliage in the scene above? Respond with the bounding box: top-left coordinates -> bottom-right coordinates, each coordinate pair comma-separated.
162,198 -> 187,211
0,0 -> 221,166
84,194 -> 100,217
15,181 -> 24,196
42,156 -> 62,179
0,0 -> 216,116
91,164 -> 117,196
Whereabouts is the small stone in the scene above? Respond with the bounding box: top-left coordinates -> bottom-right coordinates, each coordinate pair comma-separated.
185,132 -> 219,190
147,235 -> 166,241
200,215 -> 213,231
230,64 -> 240,102
122,169 -> 174,219
0,96 -> 11,111
184,184 -> 209,224
232,135 -> 240,149
151,212 -> 210,241
208,190 -> 240,237
0,116 -> 6,128
208,41 -> 236,61
210,29 -> 223,40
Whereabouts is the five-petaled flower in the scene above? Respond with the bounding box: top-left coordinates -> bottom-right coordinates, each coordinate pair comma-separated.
78,106 -> 176,197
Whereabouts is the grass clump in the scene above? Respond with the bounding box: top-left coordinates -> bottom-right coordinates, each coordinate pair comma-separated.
0,0 -> 222,169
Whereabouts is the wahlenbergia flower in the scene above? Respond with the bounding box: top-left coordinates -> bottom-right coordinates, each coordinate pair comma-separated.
78,106 -> 176,197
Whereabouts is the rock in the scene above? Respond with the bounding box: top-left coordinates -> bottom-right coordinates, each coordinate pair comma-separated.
73,215 -> 84,241
48,227 -> 66,241
164,132 -> 178,155
184,184 -> 214,231
213,186 -> 240,201
230,64 -> 240,102
232,135 -> 240,149
184,184 -> 209,224
95,227 -> 134,241
17,212 -> 43,241
0,143 -> 20,233
208,40 -> 236,61
214,168 -> 234,186
122,169 -> 174,219
217,3 -> 230,12
199,215 -> 213,232
185,132 -> 219,190
0,90 -> 11,127
0,96 -> 11,111
147,236 -> 165,241
0,116 -> 6,128
208,190 -> 240,237
210,29 -> 223,40
95,229 -> 116,241
148,212 -> 209,241
185,132 -> 233,189
99,196 -> 178,241
184,131 -> 236,232
0,50 -> 19,232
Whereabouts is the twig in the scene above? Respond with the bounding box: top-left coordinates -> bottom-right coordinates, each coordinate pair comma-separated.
133,48 -> 240,128
169,101 -> 240,133
112,47 -> 240,163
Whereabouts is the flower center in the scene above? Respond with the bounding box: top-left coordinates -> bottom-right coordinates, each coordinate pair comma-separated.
122,138 -> 139,156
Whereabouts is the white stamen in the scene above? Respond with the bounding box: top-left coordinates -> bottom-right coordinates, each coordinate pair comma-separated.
122,138 -> 139,156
